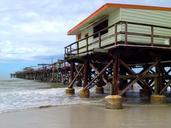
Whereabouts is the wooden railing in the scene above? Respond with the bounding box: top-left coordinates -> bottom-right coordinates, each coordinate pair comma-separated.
65,21 -> 171,57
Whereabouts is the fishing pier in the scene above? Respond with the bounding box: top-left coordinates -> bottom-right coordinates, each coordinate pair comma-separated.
64,4 -> 171,108
14,4 -> 171,109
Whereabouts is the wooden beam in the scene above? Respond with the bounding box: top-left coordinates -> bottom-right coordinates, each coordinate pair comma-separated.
160,79 -> 171,94
119,60 -> 158,96
154,59 -> 163,94
85,60 -> 113,89
83,60 -> 89,87
90,63 -> 108,84
112,55 -> 120,95
120,59 -> 153,91
120,74 -> 158,79
68,65 -> 84,88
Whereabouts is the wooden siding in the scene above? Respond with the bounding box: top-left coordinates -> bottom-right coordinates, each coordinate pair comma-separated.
120,9 -> 171,45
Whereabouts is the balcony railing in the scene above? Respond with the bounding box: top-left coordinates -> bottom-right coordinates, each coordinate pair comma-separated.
65,21 -> 171,58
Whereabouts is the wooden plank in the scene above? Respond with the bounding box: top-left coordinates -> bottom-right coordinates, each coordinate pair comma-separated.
93,48 -> 108,54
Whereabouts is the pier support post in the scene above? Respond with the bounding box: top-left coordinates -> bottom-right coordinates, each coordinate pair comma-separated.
105,55 -> 123,109
140,88 -> 152,97
151,95 -> 166,104
151,59 -> 166,104
96,65 -> 104,94
80,88 -> 90,98
79,60 -> 90,98
96,86 -> 104,94
65,62 -> 75,95
119,66 -> 127,96
76,76 -> 82,87
65,87 -> 75,95
105,95 -> 123,109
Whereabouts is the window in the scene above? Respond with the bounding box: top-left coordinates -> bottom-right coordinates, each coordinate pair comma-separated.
93,19 -> 108,38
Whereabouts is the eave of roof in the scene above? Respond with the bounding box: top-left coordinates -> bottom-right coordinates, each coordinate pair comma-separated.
68,3 -> 171,35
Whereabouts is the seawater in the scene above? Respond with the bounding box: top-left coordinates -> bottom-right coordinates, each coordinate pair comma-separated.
0,79 -> 103,113
2,79 -> 169,113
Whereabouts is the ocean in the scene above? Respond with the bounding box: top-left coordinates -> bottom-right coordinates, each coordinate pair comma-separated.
0,79 -> 103,113
2,78 -> 169,114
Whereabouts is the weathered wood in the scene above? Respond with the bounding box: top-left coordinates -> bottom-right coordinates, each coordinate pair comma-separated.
120,74 -> 158,79
93,48 -> 108,54
90,63 -> 108,84
83,60 -> 89,87
154,59 -> 163,94
119,60 -> 158,95
160,79 -> 171,94
68,65 -> 84,88
85,60 -> 113,89
119,59 -> 153,91
151,26 -> 154,46
70,62 -> 75,83
112,55 -> 120,95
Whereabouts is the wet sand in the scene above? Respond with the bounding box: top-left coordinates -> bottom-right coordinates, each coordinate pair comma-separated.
0,104 -> 171,128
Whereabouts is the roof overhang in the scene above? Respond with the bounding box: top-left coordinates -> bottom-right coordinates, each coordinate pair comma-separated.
68,3 -> 171,35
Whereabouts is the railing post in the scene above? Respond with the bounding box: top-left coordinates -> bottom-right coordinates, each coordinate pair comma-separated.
69,45 -> 72,54
151,26 -> 154,46
86,37 -> 88,53
67,47 -> 69,54
77,41 -> 79,55
64,47 -> 66,54
125,22 -> 128,45
115,24 -> 118,45
99,32 -> 101,48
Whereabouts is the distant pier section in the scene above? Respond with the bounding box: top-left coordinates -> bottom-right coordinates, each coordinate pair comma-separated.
12,60 -> 71,85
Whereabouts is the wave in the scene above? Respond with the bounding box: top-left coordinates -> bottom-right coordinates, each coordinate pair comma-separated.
0,88 -> 80,113
0,79 -> 106,113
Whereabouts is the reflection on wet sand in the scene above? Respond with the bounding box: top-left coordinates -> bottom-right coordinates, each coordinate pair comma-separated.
0,104 -> 170,128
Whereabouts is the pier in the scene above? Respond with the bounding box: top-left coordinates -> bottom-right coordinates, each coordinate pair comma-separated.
13,4 -> 171,109
64,21 -> 171,108
13,60 -> 71,85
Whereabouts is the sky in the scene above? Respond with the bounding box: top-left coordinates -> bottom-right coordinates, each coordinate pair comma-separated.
0,0 -> 171,79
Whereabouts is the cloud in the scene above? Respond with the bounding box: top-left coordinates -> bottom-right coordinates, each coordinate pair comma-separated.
0,40 -> 63,61
13,20 -> 62,35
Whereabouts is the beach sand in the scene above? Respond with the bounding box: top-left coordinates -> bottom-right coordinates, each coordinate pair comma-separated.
0,104 -> 171,128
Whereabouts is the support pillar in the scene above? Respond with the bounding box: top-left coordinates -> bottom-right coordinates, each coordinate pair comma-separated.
96,78 -> 104,94
151,59 -> 166,104
79,60 -> 90,98
119,66 -> 128,96
96,65 -> 104,94
105,55 -> 123,109
151,95 -> 166,104
66,62 -> 75,95
76,76 -> 82,87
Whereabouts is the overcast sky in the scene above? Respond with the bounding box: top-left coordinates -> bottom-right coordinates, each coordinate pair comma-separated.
0,0 -> 170,79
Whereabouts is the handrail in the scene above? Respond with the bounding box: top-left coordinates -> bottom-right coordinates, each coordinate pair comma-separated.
125,21 -> 171,30
65,21 -> 171,57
